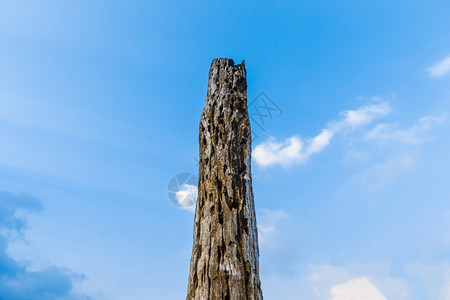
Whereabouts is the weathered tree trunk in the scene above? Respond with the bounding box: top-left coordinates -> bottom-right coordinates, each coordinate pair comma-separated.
186,58 -> 263,300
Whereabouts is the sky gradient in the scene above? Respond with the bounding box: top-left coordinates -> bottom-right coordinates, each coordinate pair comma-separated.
1,1 -> 450,299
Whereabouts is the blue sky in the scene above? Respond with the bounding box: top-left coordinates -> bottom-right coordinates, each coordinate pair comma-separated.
1,1 -> 450,299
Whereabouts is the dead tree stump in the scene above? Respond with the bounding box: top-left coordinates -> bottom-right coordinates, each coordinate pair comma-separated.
186,58 -> 263,300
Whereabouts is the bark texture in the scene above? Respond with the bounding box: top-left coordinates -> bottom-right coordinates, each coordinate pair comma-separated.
186,58 -> 263,300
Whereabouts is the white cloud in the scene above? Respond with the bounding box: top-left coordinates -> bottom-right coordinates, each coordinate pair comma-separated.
330,277 -> 386,300
339,102 -> 391,128
365,115 -> 446,145
301,263 -> 412,300
253,101 -> 390,167
305,263 -> 413,300
306,129 -> 333,156
253,137 -> 305,167
428,56 -> 450,78
175,184 -> 197,211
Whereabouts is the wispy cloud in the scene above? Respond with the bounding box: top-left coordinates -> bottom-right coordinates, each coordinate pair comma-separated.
0,191 -> 89,300
365,115 -> 446,145
258,209 -> 288,248
428,56 -> 450,78
352,113 -> 447,191
355,153 -> 414,191
406,262 -> 450,300
257,209 -> 297,275
339,102 -> 391,128
253,101 -> 391,167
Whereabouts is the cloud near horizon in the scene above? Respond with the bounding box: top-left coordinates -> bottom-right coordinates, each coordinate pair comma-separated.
0,191 -> 89,300
253,101 -> 391,167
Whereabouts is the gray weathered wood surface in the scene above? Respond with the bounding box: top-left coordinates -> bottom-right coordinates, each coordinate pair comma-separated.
186,58 -> 263,300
